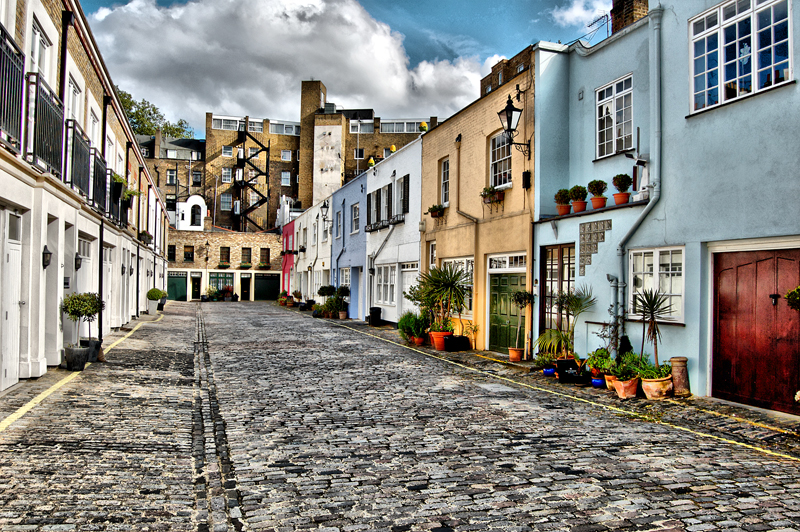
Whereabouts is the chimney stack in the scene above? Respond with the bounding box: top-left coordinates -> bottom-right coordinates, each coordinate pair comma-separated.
611,0 -> 649,34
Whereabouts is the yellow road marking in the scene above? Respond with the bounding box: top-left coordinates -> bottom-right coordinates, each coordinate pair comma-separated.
0,312 -> 164,433
332,321 -> 800,463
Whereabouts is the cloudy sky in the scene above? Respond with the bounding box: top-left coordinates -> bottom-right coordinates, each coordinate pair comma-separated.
84,0 -> 613,137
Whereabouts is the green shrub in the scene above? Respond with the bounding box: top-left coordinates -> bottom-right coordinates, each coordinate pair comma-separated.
147,288 -> 166,300
786,286 -> 800,311
554,188 -> 570,205
587,179 -> 607,197
612,173 -> 632,193
398,312 -> 416,341
569,185 -> 588,202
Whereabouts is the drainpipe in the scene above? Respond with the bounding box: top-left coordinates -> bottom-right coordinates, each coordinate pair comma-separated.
454,134 -> 480,343
58,11 -> 73,101
615,6 -> 664,335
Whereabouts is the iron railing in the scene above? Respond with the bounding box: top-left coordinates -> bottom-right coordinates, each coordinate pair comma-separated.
0,22 -> 24,153
109,171 -> 121,221
90,148 -> 107,212
24,72 -> 63,177
64,119 -> 91,195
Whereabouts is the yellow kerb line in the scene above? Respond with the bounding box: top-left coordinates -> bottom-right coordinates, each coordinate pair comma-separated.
331,321 -> 800,463
0,312 -> 164,433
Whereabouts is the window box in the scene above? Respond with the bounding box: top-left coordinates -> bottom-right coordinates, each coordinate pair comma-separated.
139,231 -> 152,244
481,187 -> 505,205
428,204 -> 445,218
257,262 -> 270,270
218,262 -> 230,269
240,262 -> 252,269
390,213 -> 405,225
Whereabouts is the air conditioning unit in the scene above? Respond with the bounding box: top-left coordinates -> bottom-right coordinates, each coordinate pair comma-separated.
233,200 -> 241,214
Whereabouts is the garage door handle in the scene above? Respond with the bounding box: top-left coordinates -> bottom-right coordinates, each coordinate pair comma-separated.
769,294 -> 780,306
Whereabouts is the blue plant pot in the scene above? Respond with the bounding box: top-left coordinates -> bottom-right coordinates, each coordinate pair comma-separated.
591,377 -> 606,388
543,367 -> 556,376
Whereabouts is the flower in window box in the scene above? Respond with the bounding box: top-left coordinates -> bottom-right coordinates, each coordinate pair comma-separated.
240,262 -> 252,269
427,204 -> 445,218
218,261 -> 230,269
257,262 -> 270,270
480,186 -> 504,205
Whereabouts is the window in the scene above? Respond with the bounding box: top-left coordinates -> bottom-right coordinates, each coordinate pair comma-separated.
630,247 -> 684,321
166,149 -> 177,159
284,125 -> 294,135
429,242 -> 437,268
184,245 -> 194,262
354,148 -> 364,159
209,272 -> 234,290
381,185 -> 390,221
498,71 -> 503,85
441,159 -> 450,205
376,265 -> 396,304
443,258 -> 474,314
166,169 -> 177,185
191,205 -> 202,226
192,171 -> 202,185
248,121 -> 263,132
691,0 -> 789,112
168,245 -> 176,262
281,150 -> 291,161
66,77 -> 81,121
596,75 -> 633,158
351,203 -> 359,233
336,211 -> 342,238
242,248 -> 252,264
248,169 -> 257,181
269,123 -> 300,135
249,191 -> 259,206
90,112 -> 99,146
312,222 -> 317,244
248,147 -> 259,158
540,245 -> 575,334
260,248 -> 270,264
221,193 -> 232,211
281,171 -> 291,186
517,64 -> 525,74
220,247 -> 231,263
340,268 -> 351,287
322,221 -> 328,241
383,148 -> 392,158
302,228 -> 307,246
490,133 -> 511,187
381,121 -> 422,133
211,118 -> 238,130
486,85 -> 492,94
350,121 -> 374,133
222,146 -> 233,157
30,19 -> 50,76
221,168 -> 232,183
192,151 -> 202,161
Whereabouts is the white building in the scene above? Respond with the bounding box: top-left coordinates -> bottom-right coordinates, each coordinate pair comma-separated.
293,199 -> 332,301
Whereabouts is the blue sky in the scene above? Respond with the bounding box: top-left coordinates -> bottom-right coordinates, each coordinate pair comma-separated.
84,0 -> 612,135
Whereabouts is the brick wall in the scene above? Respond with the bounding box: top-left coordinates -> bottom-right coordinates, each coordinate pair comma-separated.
480,47 -> 534,98
299,80 -> 325,210
611,0 -> 649,34
167,226 -> 282,271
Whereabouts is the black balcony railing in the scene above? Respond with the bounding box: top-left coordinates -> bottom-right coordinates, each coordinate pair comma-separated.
24,72 -> 63,177
90,148 -> 107,212
64,119 -> 91,195
0,23 -> 24,153
390,213 -> 405,225
109,175 -> 121,221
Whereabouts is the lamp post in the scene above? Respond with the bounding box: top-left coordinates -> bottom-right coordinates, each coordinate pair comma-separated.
498,95 -> 531,159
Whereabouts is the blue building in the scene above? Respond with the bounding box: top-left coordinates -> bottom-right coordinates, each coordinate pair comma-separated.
331,173 -> 368,320
531,0 -> 800,415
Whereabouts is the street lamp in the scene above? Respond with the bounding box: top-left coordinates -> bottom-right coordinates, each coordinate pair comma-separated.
320,199 -> 329,221
498,95 -> 531,159
74,253 -> 82,271
205,240 -> 210,262
42,246 -> 52,269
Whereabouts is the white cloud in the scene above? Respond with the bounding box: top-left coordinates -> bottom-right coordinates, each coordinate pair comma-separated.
91,0 -> 482,134
481,54 -> 506,77
549,0 -> 613,28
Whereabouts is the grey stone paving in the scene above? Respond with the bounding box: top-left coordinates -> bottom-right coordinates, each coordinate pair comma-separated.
0,301 -> 799,531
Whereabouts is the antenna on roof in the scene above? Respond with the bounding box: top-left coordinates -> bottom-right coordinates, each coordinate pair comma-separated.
588,13 -> 609,39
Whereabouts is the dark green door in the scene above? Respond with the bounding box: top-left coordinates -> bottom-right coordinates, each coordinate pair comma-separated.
254,273 -> 280,300
489,273 -> 526,353
168,273 -> 187,301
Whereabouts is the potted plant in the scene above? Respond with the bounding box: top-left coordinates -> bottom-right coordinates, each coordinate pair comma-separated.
218,261 -> 230,269
586,348 -> 613,387
463,321 -> 479,350
480,186 -> 505,205
786,286 -> 800,311
554,188 -> 571,216
61,292 -> 105,365
335,285 -> 350,319
509,290 -> 535,362
292,290 -> 303,303
147,288 -> 166,314
257,262 -> 270,270
612,173 -> 633,205
111,172 -> 125,200
611,351 -> 642,399
638,358 -> 674,400
427,204 -> 445,218
634,288 -> 673,398
534,285 -> 596,360
569,185 -> 588,213
122,187 -> 141,211
221,285 -> 234,301
139,230 -> 153,244
534,351 -> 557,376
415,263 -> 470,351
412,313 -> 429,345
317,285 -> 336,299
206,287 -> 219,302
587,179 -> 608,209
398,311 -> 416,343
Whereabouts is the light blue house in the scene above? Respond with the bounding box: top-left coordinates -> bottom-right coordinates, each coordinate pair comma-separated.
531,0 -> 800,415
331,173 -> 367,320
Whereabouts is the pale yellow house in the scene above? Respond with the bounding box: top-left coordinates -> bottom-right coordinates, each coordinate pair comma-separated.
420,47 -> 535,355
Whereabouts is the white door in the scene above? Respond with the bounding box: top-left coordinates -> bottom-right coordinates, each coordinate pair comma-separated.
401,269 -> 419,315
1,214 -> 22,391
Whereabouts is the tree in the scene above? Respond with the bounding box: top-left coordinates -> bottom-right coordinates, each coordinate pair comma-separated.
116,86 -> 194,139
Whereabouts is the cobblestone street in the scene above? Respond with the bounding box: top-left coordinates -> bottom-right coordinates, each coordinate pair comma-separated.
1,301 -> 800,531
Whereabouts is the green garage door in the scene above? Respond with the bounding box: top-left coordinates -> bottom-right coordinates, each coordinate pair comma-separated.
167,272 -> 187,301
254,273 -> 280,301
489,273 -> 525,354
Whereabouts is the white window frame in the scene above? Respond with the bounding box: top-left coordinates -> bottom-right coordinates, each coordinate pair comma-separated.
429,242 -> 437,268
222,146 -> 233,157
354,148 -> 364,160
249,191 -> 259,206
281,150 -> 292,161
376,265 -> 396,305
351,203 -> 359,233
340,267 -> 351,288
312,222 -> 317,245
441,159 -> 450,206
381,185 -> 389,220
221,168 -> 232,183
490,133 -> 511,188
249,147 -> 259,157
212,118 -> 238,130
141,147 -> 149,158
192,171 -> 202,185
166,169 -> 177,185
220,193 -> 232,211
383,148 -> 392,158
629,246 -> 685,323
166,149 -> 177,159
596,74 -> 633,159
350,120 -> 374,134
281,171 -> 291,186
30,18 -> 51,77
336,211 -> 342,238
443,257 -> 474,316
690,0 -> 792,113
248,120 -> 263,132
66,76 -> 81,121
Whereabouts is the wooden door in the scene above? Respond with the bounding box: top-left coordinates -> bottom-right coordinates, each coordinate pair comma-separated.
713,249 -> 800,415
241,277 -> 251,301
489,273 -> 525,353
191,277 -> 201,300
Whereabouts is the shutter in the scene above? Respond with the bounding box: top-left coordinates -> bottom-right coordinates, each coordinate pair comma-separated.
367,193 -> 372,225
376,189 -> 381,222
403,175 -> 410,214
387,185 -> 393,219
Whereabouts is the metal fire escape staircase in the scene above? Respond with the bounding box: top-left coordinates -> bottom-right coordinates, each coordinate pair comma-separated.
231,124 -> 270,232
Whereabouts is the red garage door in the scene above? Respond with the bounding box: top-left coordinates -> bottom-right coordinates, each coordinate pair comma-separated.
713,249 -> 800,415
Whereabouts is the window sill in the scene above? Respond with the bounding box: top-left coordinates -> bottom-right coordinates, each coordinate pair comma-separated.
494,182 -> 513,192
536,198 -> 648,222
592,148 -> 634,163
685,79 -> 796,119
625,318 -> 685,327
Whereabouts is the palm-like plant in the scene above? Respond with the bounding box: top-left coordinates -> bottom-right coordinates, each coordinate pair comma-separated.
634,288 -> 672,365
417,263 -> 471,331
511,290 -> 535,349
535,285 -> 596,356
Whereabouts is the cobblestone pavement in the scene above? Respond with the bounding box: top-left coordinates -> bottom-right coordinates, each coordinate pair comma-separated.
0,301 -> 799,532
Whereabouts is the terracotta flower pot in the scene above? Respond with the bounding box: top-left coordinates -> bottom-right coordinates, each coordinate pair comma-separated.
641,375 -> 674,400
591,196 -> 607,209
556,204 -> 571,216
572,200 -> 588,213
604,374 -> 617,390
339,311 -> 347,320
429,331 -> 452,351
613,377 -> 639,399
613,192 -> 631,205
508,347 -> 523,362
413,336 -> 424,346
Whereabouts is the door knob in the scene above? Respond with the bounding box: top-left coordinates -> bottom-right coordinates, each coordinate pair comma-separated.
769,294 -> 780,306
